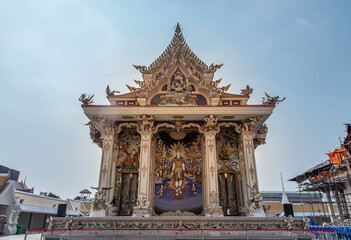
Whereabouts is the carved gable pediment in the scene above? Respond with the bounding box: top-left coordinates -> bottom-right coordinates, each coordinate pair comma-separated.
148,67 -> 206,106
125,24 -> 233,106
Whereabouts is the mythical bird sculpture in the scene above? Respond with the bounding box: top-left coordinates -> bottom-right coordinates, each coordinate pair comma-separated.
106,85 -> 120,96
241,85 -> 253,96
79,93 -> 94,105
262,92 -> 286,105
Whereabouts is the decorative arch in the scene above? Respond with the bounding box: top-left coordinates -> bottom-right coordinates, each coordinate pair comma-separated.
152,121 -> 203,134
115,122 -> 139,134
146,64 -> 210,106
146,64 -> 190,104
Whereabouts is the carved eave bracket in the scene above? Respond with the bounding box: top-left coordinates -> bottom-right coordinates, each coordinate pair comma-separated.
241,116 -> 269,149
254,124 -> 268,148
202,115 -> 220,134
242,116 -> 263,132
86,117 -> 116,150
137,115 -> 155,135
90,117 -> 114,136
85,121 -> 103,148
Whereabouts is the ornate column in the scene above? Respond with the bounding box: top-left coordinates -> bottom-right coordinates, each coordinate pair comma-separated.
108,135 -> 119,215
91,119 -> 115,217
240,118 -> 265,217
240,124 -> 257,200
133,115 -> 154,217
203,115 -> 223,216
98,123 -> 115,194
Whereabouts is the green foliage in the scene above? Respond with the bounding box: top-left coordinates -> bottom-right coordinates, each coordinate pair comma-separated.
39,191 -> 60,199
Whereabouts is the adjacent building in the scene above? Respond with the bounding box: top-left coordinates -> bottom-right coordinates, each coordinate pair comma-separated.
261,191 -> 337,224
0,165 -> 91,234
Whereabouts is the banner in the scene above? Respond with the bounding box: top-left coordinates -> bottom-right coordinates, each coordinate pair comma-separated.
327,148 -> 349,165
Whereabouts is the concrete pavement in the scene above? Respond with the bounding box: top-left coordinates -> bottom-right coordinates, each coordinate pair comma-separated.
0,234 -> 41,240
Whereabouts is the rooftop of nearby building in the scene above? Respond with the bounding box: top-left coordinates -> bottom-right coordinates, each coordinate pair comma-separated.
0,165 -> 20,181
261,191 -> 322,203
80,188 -> 92,194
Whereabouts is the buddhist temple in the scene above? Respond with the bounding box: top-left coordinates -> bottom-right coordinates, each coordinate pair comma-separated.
45,24 -> 312,240
79,23 -> 286,218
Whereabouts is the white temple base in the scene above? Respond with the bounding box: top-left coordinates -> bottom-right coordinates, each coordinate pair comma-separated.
44,216 -> 312,240
90,209 -> 106,217
249,209 -> 266,217
44,229 -> 313,240
4,225 -> 17,235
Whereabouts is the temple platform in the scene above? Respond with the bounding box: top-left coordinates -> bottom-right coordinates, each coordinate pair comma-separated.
43,216 -> 313,240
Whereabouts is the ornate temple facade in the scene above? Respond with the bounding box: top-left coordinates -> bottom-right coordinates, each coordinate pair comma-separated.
81,24 -> 282,218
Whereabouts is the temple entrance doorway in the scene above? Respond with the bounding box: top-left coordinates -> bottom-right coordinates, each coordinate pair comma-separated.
118,173 -> 138,216
113,127 -> 140,216
154,130 -> 202,215
218,172 -> 239,216
216,127 -> 241,216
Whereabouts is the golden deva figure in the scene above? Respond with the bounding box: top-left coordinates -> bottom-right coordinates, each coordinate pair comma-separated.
169,142 -> 187,196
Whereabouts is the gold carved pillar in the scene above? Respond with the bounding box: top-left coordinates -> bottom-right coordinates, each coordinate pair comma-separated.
133,115 -> 154,217
203,115 -> 223,216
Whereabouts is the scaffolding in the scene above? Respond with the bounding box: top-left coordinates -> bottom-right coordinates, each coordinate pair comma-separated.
290,123 -> 351,225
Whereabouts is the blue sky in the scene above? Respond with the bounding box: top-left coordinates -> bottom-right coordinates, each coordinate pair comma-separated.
0,0 -> 350,199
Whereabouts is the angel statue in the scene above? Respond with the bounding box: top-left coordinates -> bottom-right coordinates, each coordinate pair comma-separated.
204,115 -> 218,130
169,142 -> 187,196
79,93 -> 94,105
262,92 -> 286,105
240,85 -> 253,96
105,85 -> 120,96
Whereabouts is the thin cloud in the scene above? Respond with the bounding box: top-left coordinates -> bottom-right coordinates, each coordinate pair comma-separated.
295,18 -> 308,25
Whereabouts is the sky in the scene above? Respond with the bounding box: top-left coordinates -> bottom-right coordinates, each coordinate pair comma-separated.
0,0 -> 350,199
